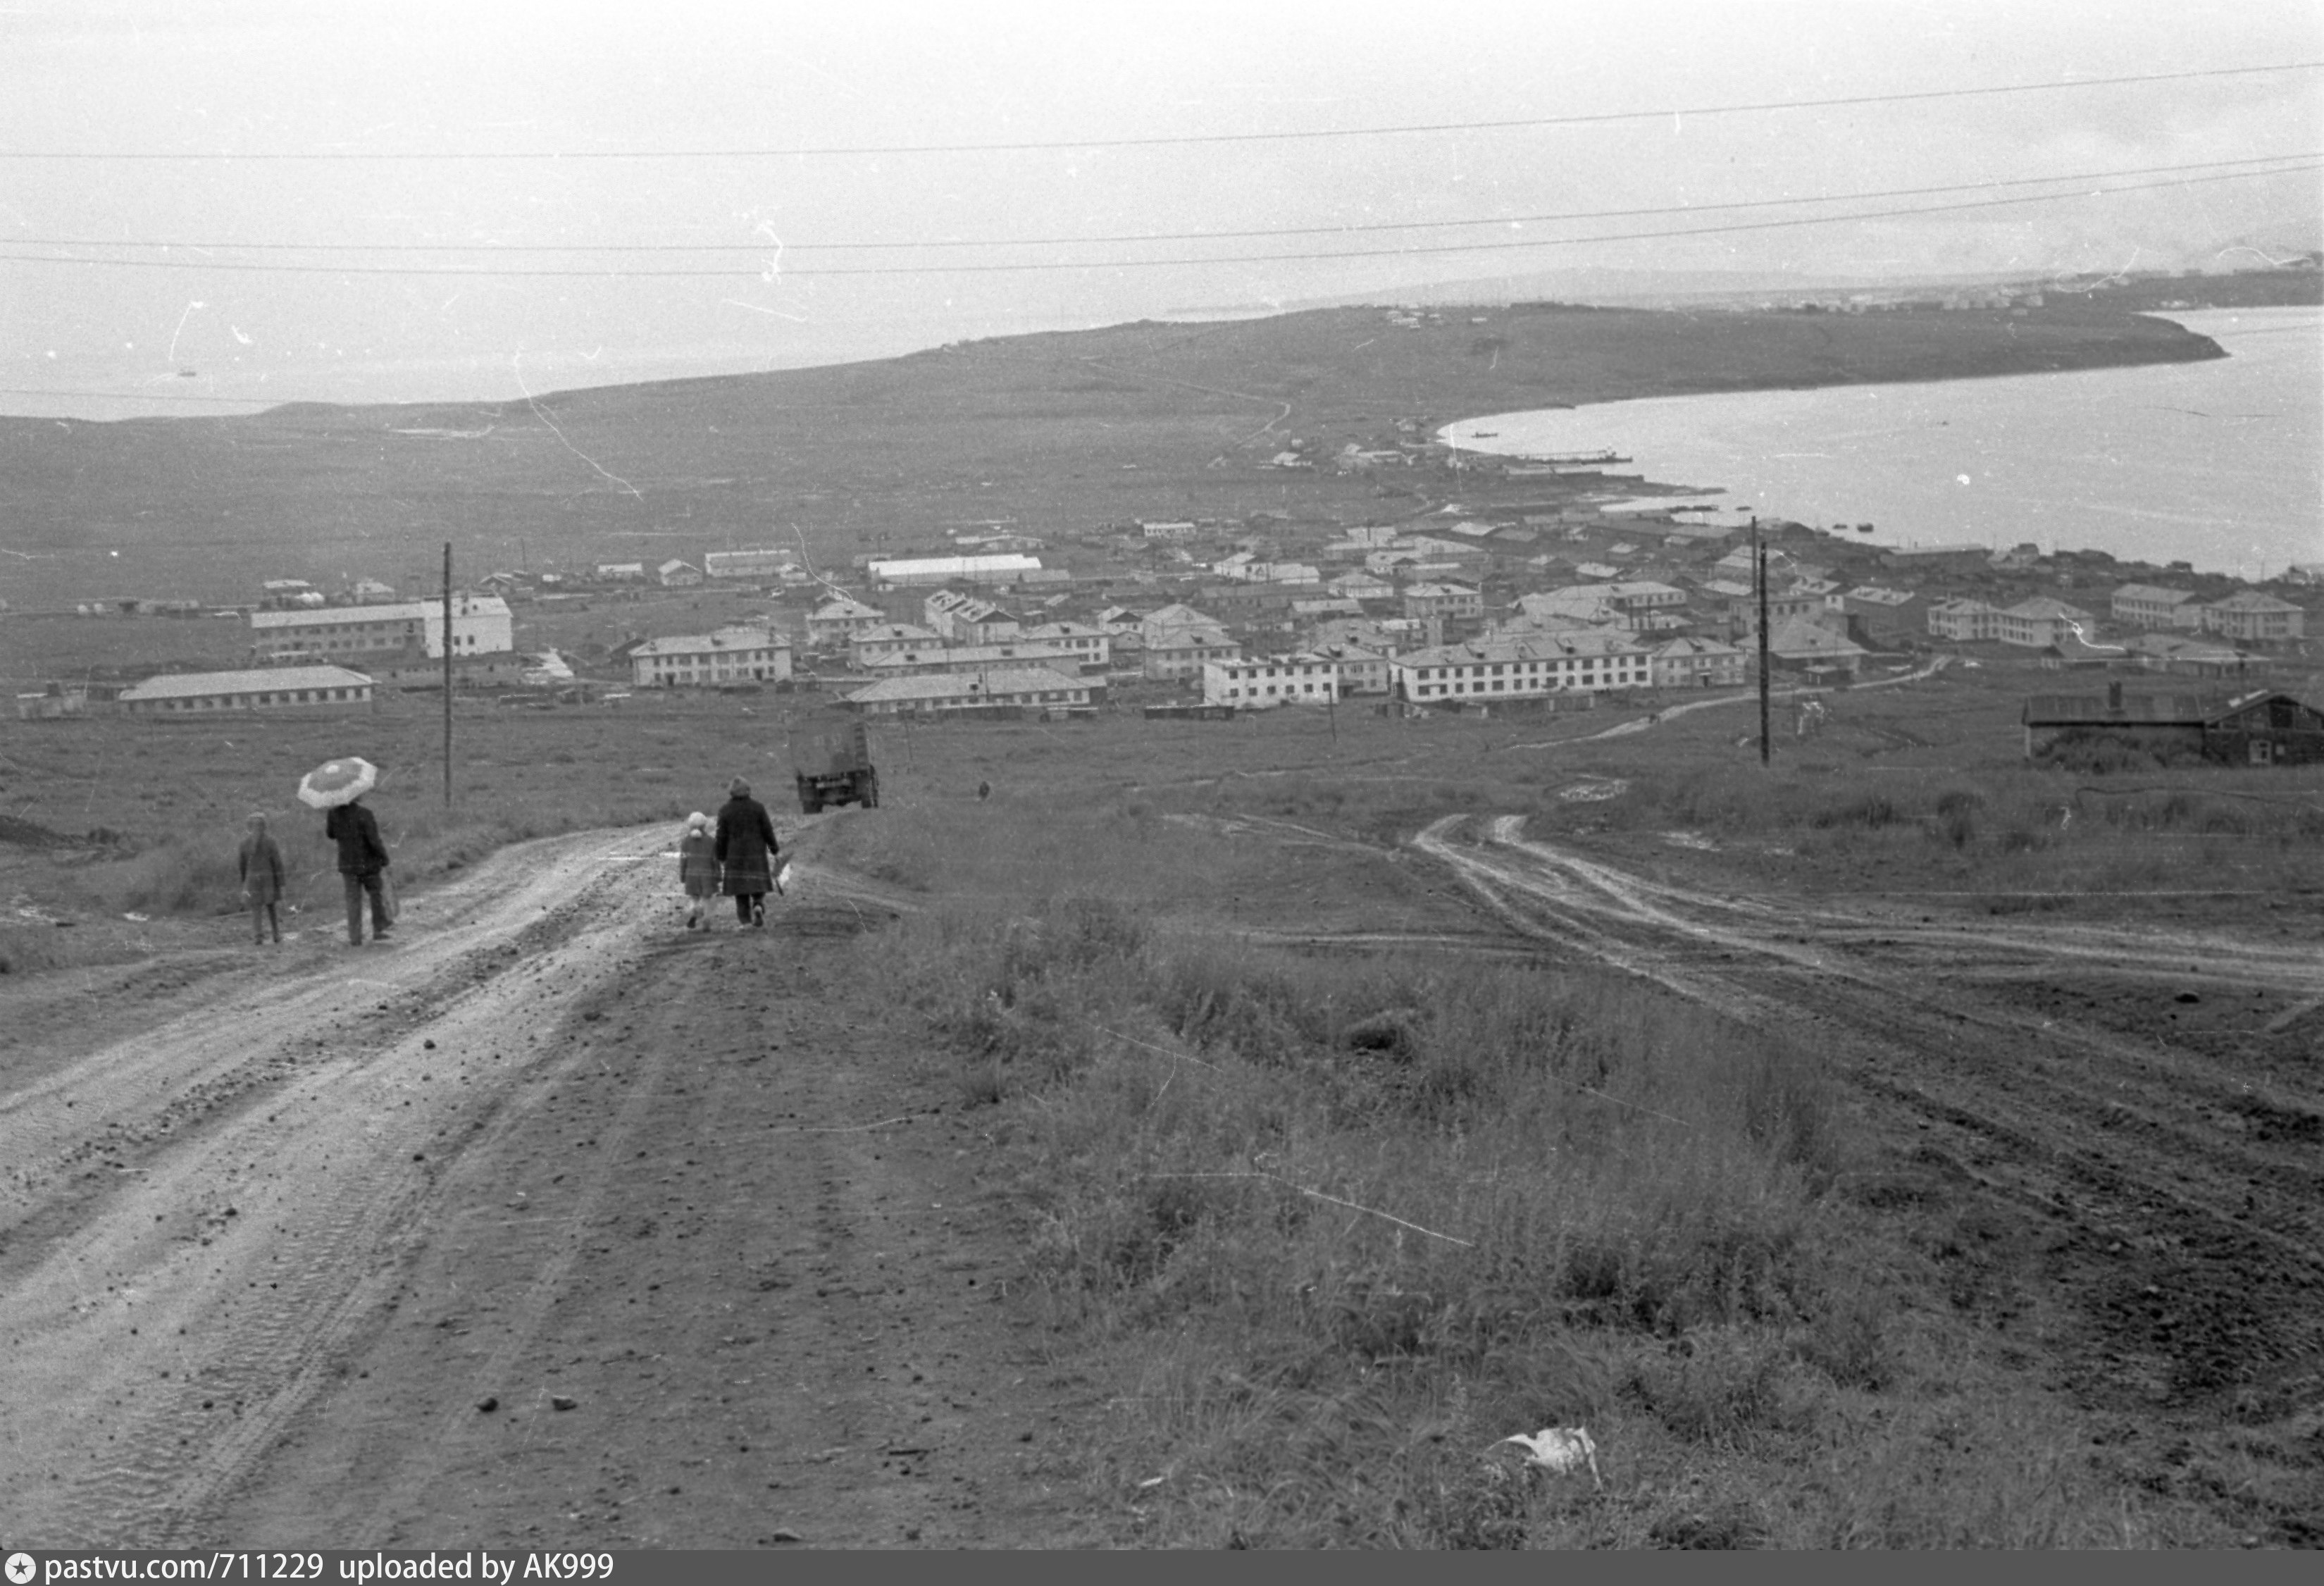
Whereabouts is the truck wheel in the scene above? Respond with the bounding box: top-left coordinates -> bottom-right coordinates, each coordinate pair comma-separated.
801,797 -> 821,814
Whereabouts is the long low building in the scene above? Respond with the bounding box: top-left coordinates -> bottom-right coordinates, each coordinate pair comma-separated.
843,666 -> 1097,716
249,595 -> 513,661
1200,653 -> 1341,708
858,641 -> 1086,677
867,553 -> 1041,586
630,626 -> 793,688
119,665 -> 376,716
1390,630 -> 1653,702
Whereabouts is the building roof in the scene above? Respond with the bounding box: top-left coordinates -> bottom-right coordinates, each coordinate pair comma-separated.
844,666 -> 1086,703
2022,690 -> 2214,726
1396,630 -> 1647,669
810,597 -> 884,620
632,627 -> 783,659
249,595 -> 507,629
868,553 -> 1041,578
2003,598 -> 2093,621
120,665 -> 373,701
2206,592 -> 2303,614
1649,636 -> 1742,658
1769,615 -> 1868,659
861,642 -> 1076,670
2113,583 -> 2198,605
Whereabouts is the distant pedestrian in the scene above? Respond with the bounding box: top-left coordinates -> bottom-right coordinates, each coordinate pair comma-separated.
238,812 -> 285,945
978,779 -> 990,801
677,810 -> 721,930
325,793 -> 392,946
714,777 -> 779,929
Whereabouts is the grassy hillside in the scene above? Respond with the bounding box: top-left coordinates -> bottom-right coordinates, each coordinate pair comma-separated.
0,302 -> 2217,612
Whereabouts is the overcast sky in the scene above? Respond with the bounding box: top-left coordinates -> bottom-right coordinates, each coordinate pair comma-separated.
2,0 -> 2318,419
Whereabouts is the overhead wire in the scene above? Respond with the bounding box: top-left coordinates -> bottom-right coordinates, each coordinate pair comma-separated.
5,151 -> 2313,255
1,161 -> 2311,278
0,60 -> 2316,159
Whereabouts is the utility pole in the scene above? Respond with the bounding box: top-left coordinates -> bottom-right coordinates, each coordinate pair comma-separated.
442,542 -> 454,807
1754,516 -> 1771,767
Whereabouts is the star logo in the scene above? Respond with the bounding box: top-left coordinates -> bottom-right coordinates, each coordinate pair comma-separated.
6,1552 -> 37,1585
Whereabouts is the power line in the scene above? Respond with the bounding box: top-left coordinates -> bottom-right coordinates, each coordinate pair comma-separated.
1,162 -> 2311,278
8,151 -> 2311,255
1,61 -> 2316,161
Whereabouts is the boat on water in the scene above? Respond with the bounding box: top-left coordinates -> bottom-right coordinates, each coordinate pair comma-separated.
1856,522 -> 1876,533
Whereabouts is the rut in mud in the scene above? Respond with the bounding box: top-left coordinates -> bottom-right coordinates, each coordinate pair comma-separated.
0,824 -> 1093,1549
1404,814 -> 2324,1431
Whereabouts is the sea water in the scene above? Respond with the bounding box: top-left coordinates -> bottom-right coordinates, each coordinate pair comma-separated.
1441,306 -> 2322,579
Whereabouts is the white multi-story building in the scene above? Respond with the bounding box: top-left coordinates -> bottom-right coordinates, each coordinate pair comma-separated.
850,624 -> 943,667
1143,625 -> 1241,681
2111,583 -> 2204,631
2201,592 -> 2306,643
805,597 -> 890,649
1402,583 -> 1484,622
924,590 -> 1021,643
630,626 -> 793,688
249,595 -> 513,662
1648,636 -> 1746,688
1926,598 -> 2004,642
1996,598 -> 2093,648
1200,653 -> 1341,708
1018,621 -> 1112,668
1315,643 -> 1391,695
1391,630 -> 1651,703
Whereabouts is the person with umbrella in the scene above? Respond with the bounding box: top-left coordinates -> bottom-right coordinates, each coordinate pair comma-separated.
713,776 -> 778,929
300,757 -> 392,947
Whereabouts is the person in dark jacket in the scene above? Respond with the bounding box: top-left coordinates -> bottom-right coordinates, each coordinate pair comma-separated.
714,777 -> 778,929
238,811 -> 286,945
324,794 -> 392,946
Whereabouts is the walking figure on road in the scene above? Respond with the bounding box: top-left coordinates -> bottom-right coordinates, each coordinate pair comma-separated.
325,795 -> 392,946
714,778 -> 779,929
299,757 -> 392,947
238,812 -> 286,945
678,810 -> 721,931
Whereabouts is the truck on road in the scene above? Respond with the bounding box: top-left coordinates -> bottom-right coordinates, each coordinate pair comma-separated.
793,718 -> 878,814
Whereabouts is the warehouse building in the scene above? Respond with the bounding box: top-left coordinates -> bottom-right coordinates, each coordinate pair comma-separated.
119,665 -> 376,717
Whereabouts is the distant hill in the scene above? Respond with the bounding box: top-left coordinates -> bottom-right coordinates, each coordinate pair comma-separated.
0,300 -> 2221,612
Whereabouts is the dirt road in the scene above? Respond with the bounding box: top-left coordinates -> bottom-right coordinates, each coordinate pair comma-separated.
1410,813 -> 2324,1518
0,824 -> 1100,1549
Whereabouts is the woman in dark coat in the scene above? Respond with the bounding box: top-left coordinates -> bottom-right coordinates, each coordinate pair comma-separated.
714,778 -> 778,928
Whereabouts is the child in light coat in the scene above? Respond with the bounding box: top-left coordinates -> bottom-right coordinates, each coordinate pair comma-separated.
677,811 -> 721,929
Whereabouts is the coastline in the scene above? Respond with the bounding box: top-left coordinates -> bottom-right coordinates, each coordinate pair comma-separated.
1436,306 -> 2320,578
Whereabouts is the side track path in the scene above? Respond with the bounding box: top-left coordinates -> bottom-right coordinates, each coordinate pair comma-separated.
0,824 -> 1097,1548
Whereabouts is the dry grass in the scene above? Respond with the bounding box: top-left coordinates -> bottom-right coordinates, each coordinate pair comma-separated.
847,785 -> 2244,1548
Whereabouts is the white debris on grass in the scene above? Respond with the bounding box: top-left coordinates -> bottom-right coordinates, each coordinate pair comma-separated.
1555,778 -> 1629,803
1494,1425 -> 1604,1489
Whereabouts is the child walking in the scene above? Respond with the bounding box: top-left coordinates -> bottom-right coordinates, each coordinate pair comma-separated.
238,812 -> 286,945
677,811 -> 721,929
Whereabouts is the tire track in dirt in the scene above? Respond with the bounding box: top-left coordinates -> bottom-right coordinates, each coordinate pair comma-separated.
0,829 -> 669,1546
1410,814 -> 2324,1426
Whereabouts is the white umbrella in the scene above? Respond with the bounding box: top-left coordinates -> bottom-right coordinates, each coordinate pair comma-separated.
297,757 -> 379,810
